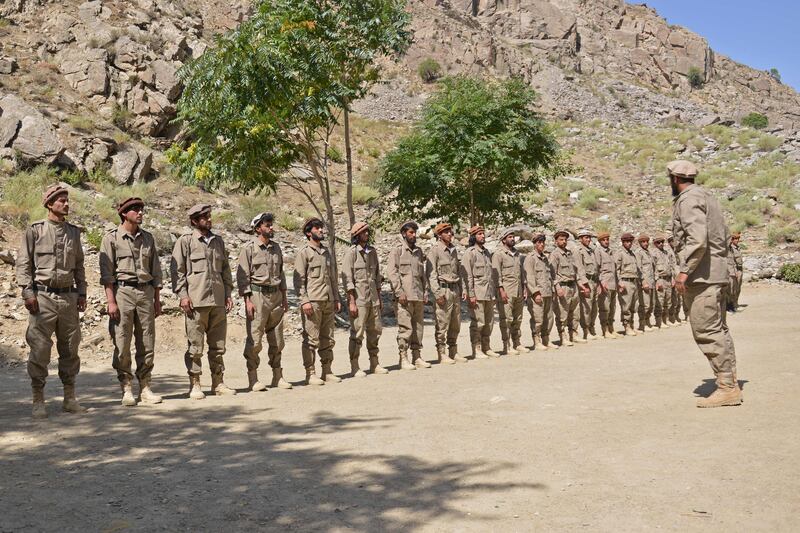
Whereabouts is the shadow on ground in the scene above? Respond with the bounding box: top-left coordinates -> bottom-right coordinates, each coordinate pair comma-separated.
693,378 -> 749,397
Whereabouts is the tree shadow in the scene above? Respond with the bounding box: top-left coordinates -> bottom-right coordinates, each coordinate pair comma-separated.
0,370 -> 546,532
693,378 -> 749,397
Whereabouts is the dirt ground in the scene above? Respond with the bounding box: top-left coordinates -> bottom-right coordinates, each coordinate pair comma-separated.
1,282 -> 799,532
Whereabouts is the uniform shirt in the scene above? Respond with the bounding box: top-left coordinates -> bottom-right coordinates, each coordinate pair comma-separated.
578,243 -> 599,279
524,250 -> 554,298
463,245 -> 495,301
293,242 -> 338,305
341,243 -> 381,306
236,238 -> 286,296
651,247 -> 673,281
492,246 -> 523,299
550,246 -> 587,287
597,245 -> 617,290
672,184 -> 730,284
99,225 -> 162,288
730,244 -> 743,271
427,240 -> 462,299
171,230 -> 234,307
615,247 -> 640,280
387,239 -> 427,301
666,245 -> 680,278
635,246 -> 655,286
17,219 -> 87,299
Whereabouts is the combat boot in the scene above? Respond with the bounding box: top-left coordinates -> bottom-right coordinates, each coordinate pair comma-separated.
450,345 -> 468,363
271,368 -> 293,389
534,335 -> 548,351
504,341 -> 519,355
350,358 -> 367,378
412,350 -> 431,368
514,340 -> 530,353
604,326 -> 619,339
189,375 -> 205,399
211,373 -> 237,395
305,367 -> 325,386
572,330 -> 588,344
588,328 -> 600,340
437,346 -> 455,365
559,331 -> 574,347
697,372 -> 742,408
32,386 -> 47,419
399,349 -> 416,370
644,324 -> 655,332
62,384 -> 87,414
247,370 -> 267,392
139,378 -> 163,404
121,380 -> 137,407
473,343 -> 489,359
625,325 -> 638,337
543,335 -> 558,350
369,356 -> 389,375
482,340 -> 499,358
321,362 -> 342,383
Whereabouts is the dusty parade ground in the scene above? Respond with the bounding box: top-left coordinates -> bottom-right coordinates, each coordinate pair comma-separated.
1,282 -> 799,532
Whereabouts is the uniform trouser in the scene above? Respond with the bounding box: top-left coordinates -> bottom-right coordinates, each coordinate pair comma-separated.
301,300 -> 335,369
497,295 -> 524,346
669,288 -> 682,321
653,281 -> 672,326
468,300 -> 494,347
349,301 -> 382,359
617,280 -> 638,328
396,300 -> 424,352
434,287 -> 460,349
243,290 -> 285,371
110,285 -> 156,383
684,283 -> 737,376
579,279 -> 598,334
598,288 -> 617,332
26,292 -> 81,388
184,305 -> 227,376
554,285 -> 579,335
728,272 -> 743,308
638,286 -> 654,327
527,296 -> 553,340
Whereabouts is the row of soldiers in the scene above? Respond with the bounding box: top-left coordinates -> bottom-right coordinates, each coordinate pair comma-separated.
16,158 -> 743,417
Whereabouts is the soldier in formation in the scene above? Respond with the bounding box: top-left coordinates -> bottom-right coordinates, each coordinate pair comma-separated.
576,229 -> 600,341
493,228 -> 528,355
615,232 -> 640,337
551,229 -> 590,346
596,232 -> 618,339
463,226 -> 498,358
635,234 -> 655,332
524,233 -> 555,350
727,232 -> 744,312
427,222 -> 466,364
650,234 -> 673,329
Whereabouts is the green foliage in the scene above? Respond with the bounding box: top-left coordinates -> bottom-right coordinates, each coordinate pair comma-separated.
351,184 -> 379,204
417,57 -> 441,83
85,228 -> 103,251
0,165 -> 55,226
68,115 -> 95,132
380,76 -> 570,226
687,67 -> 704,89
767,223 -> 799,246
756,134 -> 782,152
769,68 -> 781,83
112,104 -> 133,130
578,187 -> 606,211
327,145 -> 345,163
778,263 -> 800,283
742,112 -> 768,130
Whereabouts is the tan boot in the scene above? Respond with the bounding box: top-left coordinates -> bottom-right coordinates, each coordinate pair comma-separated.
211,373 -> 237,395
625,325 -> 638,337
369,356 -> 389,375
543,335 -> 557,350
138,378 -> 163,404
560,331 -> 574,347
504,341 -> 519,355
483,341 -> 500,358
32,386 -> 47,419
473,344 -> 489,359
350,358 -> 367,378
437,346 -> 455,365
514,341 -> 530,354
588,328 -> 600,340
321,362 -> 342,383
604,326 -> 619,339
62,384 -> 87,413
121,381 -> 137,407
247,370 -> 267,392
305,367 -> 325,386
271,368 -> 293,389
399,349 -> 416,370
572,330 -> 587,344
413,350 -> 431,368
450,345 -> 468,363
189,375 -> 205,399
534,335 -> 549,351
697,373 -> 742,408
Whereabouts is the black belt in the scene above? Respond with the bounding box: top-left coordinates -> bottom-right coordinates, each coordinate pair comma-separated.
35,284 -> 76,294
251,284 -> 280,294
660,275 -> 672,281
586,274 -> 598,281
560,280 -> 576,286
621,277 -> 638,282
117,280 -> 152,289
439,281 -> 460,290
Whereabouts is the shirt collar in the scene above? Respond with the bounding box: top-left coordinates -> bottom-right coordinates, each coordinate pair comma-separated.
119,224 -> 141,240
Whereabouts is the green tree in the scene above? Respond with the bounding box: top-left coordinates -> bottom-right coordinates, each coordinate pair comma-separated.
742,112 -> 769,129
687,66 -> 704,89
769,68 -> 781,82
169,0 -> 411,255
417,57 -> 442,83
379,76 -> 570,227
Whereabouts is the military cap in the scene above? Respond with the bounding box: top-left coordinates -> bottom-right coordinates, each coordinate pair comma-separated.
638,233 -> 650,242
620,232 -> 635,241
553,229 -> 570,239
303,216 -> 324,233
350,221 -> 369,237
731,231 -> 741,238
653,233 -> 666,243
400,220 -> 418,233
597,232 -> 610,240
667,235 -> 674,242
468,225 -> 485,236
187,204 -> 212,218
250,212 -> 274,229
117,197 -> 145,216
433,222 -> 452,235
532,233 -> 546,243
499,227 -> 516,240
667,160 -> 698,179
42,184 -> 68,207
577,228 -> 594,238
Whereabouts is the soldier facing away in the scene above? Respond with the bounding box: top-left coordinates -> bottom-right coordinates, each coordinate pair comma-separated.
596,232 -> 619,339
650,234 -> 674,329
427,222 -> 466,365
99,197 -> 163,407
493,228 -> 528,354
524,233 -> 556,350
17,184 -> 88,418
615,232 -> 640,337
293,217 -> 341,385
237,212 -> 291,392
669,159 -> 741,408
341,221 -> 388,377
463,225 -> 498,358
551,229 -> 590,347
171,204 -> 236,399
576,229 -> 600,341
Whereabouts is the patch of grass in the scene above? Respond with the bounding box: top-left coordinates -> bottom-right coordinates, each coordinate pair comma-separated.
756,134 -> 782,152
351,185 -> 379,205
113,130 -> 132,146
85,228 -> 104,251
327,145 -> 344,164
593,218 -> 611,235
366,146 -> 381,159
778,263 -> 800,283
577,187 -> 605,211
112,104 -> 133,130
68,115 -> 96,132
277,213 -> 301,231
238,193 -> 275,226
767,223 -> 798,245
0,166 -> 55,226
87,162 -> 115,184
741,112 -> 768,130
418,57 -> 442,83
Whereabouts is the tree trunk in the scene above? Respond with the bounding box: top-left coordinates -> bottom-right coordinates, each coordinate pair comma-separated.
344,105 -> 355,227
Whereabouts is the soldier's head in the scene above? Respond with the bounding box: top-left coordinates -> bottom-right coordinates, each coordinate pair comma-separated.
638,234 -> 650,250
351,221 -> 369,246
667,236 -> 676,249
303,217 -> 325,242
43,184 -> 69,218
578,229 -> 593,247
731,232 -> 741,246
118,197 -> 145,225
468,226 -> 485,247
597,232 -> 610,249
251,212 -> 274,240
434,222 -> 453,245
533,233 -> 546,253
554,230 -> 569,249
653,236 -> 665,250
400,220 -> 418,247
188,204 -> 213,231
667,160 -> 698,197
499,228 -> 515,249
621,233 -> 634,250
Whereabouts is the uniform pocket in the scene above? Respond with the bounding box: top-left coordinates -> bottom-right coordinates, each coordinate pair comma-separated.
399,261 -> 411,275
190,252 -> 207,273
116,249 -> 136,273
439,261 -> 452,276
355,265 -> 367,281
35,250 -> 55,271
310,264 -> 322,278
252,255 -> 269,277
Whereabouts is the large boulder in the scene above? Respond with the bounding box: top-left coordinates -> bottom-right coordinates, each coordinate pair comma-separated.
150,59 -> 183,101
0,94 -> 64,164
58,47 -> 109,97
110,144 -> 140,184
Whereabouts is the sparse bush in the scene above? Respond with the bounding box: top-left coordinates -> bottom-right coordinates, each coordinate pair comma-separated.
769,68 -> 781,83
85,228 -> 103,251
687,67 -> 704,89
113,130 -> 132,146
778,263 -> 800,283
767,223 -> 798,245
756,134 -> 781,152
277,213 -> 301,231
417,58 -> 442,83
327,145 -> 344,164
351,185 -> 379,205
112,104 -> 133,130
0,165 -> 56,226
367,146 -> 381,159
578,187 -> 605,211
151,228 -> 174,254
742,112 -> 768,130
68,115 -> 95,132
